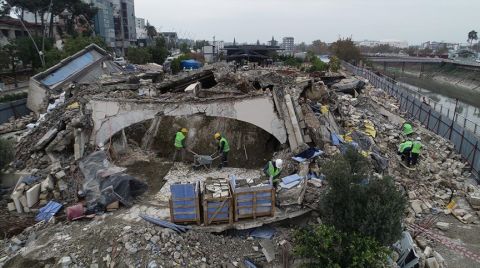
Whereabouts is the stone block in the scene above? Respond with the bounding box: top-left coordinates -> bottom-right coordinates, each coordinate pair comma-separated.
7,202 -> 15,211
34,128 -> 58,151
462,213 -> 475,224
453,208 -> 467,216
26,183 -> 41,207
411,200 -> 423,214
423,246 -> 433,258
435,222 -> 450,231
55,170 -> 66,180
425,257 -> 439,268
19,195 -> 28,208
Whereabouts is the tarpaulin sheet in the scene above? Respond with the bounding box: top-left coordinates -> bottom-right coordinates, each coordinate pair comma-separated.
170,183 -> 199,221
292,148 -> 323,162
80,151 -> 147,213
36,201 -> 62,222
41,52 -> 95,86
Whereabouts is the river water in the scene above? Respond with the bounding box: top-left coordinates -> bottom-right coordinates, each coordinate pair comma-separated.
386,73 -> 480,133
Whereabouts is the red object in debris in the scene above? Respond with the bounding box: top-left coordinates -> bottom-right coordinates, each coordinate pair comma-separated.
67,203 -> 85,221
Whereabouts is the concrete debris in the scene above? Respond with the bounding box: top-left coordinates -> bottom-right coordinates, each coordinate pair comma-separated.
0,113 -> 35,134
435,222 -> 450,231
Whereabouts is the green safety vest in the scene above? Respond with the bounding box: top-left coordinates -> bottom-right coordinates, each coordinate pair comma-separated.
267,161 -> 281,178
412,141 -> 422,154
403,123 -> 413,135
399,141 -> 413,153
174,132 -> 185,148
219,137 -> 230,152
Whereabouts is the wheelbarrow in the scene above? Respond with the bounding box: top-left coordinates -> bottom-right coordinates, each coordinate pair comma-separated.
188,149 -> 220,169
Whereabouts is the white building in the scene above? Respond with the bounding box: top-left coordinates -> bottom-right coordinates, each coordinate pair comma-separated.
357,39 -> 408,48
135,17 -> 147,40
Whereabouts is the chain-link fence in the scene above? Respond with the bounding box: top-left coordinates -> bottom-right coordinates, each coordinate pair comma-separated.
344,62 -> 480,180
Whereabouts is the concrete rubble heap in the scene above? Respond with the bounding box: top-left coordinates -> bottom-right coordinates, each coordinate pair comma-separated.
1,62 -> 479,267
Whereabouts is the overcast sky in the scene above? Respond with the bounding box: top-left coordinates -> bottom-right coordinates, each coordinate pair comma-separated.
135,0 -> 479,45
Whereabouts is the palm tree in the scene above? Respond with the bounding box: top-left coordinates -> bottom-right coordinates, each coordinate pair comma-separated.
467,30 -> 478,47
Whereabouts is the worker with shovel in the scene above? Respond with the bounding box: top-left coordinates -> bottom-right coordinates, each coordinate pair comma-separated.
214,132 -> 230,169
173,128 -> 188,162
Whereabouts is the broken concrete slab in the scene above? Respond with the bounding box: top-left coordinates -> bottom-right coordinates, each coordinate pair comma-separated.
425,257 -> 439,268
34,128 -> 58,151
435,222 -> 450,231
259,239 -> 275,263
26,183 -> 41,208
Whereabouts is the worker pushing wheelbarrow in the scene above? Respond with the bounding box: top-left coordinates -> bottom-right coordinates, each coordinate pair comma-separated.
187,149 -> 220,170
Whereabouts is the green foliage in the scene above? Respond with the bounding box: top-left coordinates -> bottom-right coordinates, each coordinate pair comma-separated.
294,224 -> 391,268
179,43 -> 190,54
330,38 -> 363,63
0,137 -> 14,170
62,35 -> 106,57
279,55 -> 302,68
329,56 -> 341,72
321,147 -> 406,245
0,92 -> 28,103
127,47 -> 152,64
308,40 -> 329,55
149,37 -> 170,64
308,56 -> 328,72
170,54 -> 190,74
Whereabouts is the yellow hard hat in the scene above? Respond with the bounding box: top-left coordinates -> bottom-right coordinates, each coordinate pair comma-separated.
214,132 -> 221,139
181,128 -> 188,133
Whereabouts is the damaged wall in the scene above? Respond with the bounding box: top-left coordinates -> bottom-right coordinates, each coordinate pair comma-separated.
89,95 -> 287,147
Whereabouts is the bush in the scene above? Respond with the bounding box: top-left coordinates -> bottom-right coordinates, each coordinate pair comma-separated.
0,138 -> 14,170
308,57 -> 328,72
294,224 -> 391,268
321,147 -> 406,245
0,92 -> 28,103
329,56 -> 341,72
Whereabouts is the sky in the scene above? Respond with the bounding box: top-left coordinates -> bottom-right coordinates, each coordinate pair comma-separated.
135,0 -> 479,45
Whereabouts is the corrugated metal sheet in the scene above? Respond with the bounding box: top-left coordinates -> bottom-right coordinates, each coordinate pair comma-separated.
40,52 -> 97,86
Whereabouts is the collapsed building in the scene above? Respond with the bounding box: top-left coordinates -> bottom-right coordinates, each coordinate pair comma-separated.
1,47 -> 480,267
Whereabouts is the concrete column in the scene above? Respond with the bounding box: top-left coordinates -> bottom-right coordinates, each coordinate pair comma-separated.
284,94 -> 304,151
74,128 -> 86,160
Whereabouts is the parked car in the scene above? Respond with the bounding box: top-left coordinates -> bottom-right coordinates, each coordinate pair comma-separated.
242,65 -> 250,71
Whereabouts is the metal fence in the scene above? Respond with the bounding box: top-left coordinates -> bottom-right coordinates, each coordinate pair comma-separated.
344,63 -> 480,180
0,98 -> 30,124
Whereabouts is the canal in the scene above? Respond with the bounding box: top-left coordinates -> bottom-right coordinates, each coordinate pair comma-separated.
380,70 -> 480,133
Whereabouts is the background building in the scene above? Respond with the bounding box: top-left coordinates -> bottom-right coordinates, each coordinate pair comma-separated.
281,37 -> 294,55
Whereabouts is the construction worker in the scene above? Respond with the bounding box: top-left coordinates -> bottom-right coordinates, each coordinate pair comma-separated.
410,137 -> 423,166
398,139 -> 413,165
402,122 -> 414,136
173,128 -> 188,162
215,132 -> 230,169
263,159 -> 283,186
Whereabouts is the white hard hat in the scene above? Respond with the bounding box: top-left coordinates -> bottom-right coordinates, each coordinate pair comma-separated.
416,137 -> 421,141
275,159 -> 283,169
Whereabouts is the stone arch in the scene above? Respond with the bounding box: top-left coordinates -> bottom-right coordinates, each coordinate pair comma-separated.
90,96 -> 287,146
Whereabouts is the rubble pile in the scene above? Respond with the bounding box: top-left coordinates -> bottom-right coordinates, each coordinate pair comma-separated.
0,113 -> 35,134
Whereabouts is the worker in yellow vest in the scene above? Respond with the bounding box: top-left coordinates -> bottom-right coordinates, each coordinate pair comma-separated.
398,140 -> 413,165
410,137 -> 423,166
263,159 -> 283,186
214,132 -> 230,169
173,128 -> 188,162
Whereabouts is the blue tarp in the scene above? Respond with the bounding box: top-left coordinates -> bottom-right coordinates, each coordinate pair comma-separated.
41,52 -> 96,86
180,59 -> 202,70
281,174 -> 303,185
292,148 -> 323,162
36,201 -> 62,222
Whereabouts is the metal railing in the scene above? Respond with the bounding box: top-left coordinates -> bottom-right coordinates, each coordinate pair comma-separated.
344,62 -> 480,180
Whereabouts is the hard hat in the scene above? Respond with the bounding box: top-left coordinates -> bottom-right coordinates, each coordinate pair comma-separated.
214,132 -> 221,139
181,128 -> 188,133
275,159 -> 283,169
416,137 -> 421,141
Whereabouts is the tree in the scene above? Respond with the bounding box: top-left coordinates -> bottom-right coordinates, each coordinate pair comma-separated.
296,42 -> 307,52
179,42 -> 190,54
330,38 -> 362,64
170,54 -> 190,74
194,40 -> 209,51
321,147 -> 406,245
145,21 -> 157,39
62,35 -> 106,57
308,40 -> 329,55
294,224 -> 391,268
468,30 -> 478,47
127,47 -> 152,64
149,37 -> 170,64
328,56 -> 341,72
